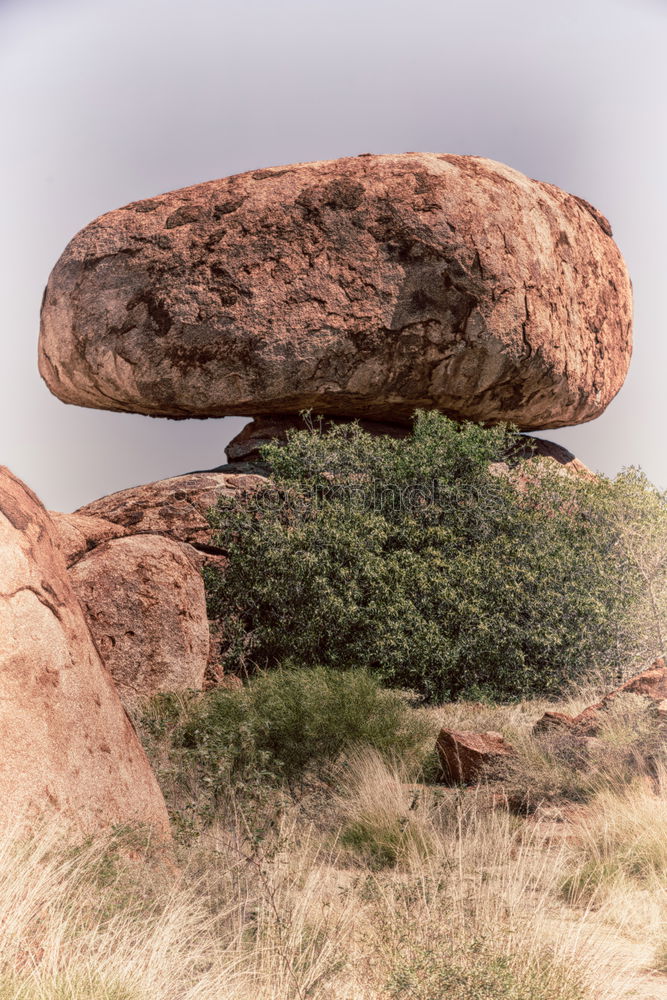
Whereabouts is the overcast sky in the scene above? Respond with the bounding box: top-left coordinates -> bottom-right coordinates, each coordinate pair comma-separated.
0,0 -> 665,511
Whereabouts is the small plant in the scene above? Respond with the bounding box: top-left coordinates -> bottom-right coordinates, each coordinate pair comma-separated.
139,667 -> 431,827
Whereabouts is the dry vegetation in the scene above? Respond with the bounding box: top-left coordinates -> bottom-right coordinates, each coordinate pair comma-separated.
3,683 -> 667,1000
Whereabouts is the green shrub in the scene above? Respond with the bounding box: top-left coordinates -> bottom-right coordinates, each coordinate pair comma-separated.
385,943 -> 588,1000
141,668 -> 430,821
206,411 -> 667,701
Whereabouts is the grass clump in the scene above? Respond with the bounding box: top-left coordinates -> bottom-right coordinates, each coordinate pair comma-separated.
561,778 -> 667,904
335,750 -> 436,870
384,942 -> 589,1000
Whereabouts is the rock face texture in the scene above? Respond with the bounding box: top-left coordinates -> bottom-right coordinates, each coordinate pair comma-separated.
436,729 -> 515,785
76,471 -> 266,548
39,153 -> 632,431
69,535 -> 209,702
50,510 -> 130,567
0,466 -> 170,835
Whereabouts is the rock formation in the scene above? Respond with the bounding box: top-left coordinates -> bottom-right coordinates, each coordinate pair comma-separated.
39,153 -> 632,431
49,510 -> 130,567
49,473 -> 268,701
0,466 -> 170,835
75,470 -> 266,548
69,535 -> 210,703
534,659 -> 667,736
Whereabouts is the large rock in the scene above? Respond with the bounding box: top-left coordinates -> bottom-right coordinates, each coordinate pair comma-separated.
39,153 -> 632,431
436,728 -> 515,785
76,471 -> 266,548
69,535 -> 209,703
0,466 -> 170,835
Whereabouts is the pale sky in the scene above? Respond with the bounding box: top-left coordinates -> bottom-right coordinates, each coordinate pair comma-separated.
1,0 -> 665,511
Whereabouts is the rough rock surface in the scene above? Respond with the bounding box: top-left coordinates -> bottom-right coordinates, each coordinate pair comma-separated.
50,510 -> 130,567
532,710 -> 577,734
533,660 -> 667,735
39,153 -> 632,431
436,729 -> 515,785
0,466 -> 170,835
76,471 -> 266,549
69,534 -> 209,702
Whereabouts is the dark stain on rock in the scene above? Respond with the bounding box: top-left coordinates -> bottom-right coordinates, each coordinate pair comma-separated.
126,292 -> 173,337
213,197 -> 246,219
0,488 -> 33,531
123,199 -> 162,213
296,180 -> 365,216
210,264 -> 253,306
252,169 -> 293,181
165,204 -> 206,229
322,180 -> 365,210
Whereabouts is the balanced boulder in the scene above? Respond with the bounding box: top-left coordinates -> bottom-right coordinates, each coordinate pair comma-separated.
0,466 -> 170,835
69,534 -> 209,703
39,153 -> 632,430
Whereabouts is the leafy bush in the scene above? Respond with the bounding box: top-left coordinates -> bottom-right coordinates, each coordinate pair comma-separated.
206,411 -> 667,701
141,668 -> 430,822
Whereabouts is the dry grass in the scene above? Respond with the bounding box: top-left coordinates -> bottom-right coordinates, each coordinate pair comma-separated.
4,687 -> 667,999
0,753 -> 653,1000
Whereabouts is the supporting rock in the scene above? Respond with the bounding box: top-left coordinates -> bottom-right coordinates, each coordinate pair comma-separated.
0,466 -> 170,836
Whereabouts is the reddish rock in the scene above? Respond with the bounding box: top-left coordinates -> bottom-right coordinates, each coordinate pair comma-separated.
39,153 -> 632,431
69,534 -> 210,703
614,659 -> 667,699
571,660 -> 667,734
0,466 -> 170,836
49,510 -> 130,567
436,729 -> 515,784
76,471 -> 266,548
